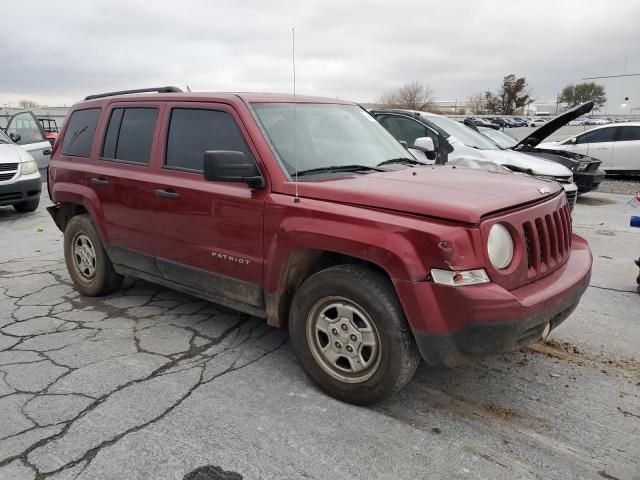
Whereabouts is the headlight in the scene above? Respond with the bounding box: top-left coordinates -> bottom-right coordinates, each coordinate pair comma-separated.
576,161 -> 589,171
20,160 -> 39,175
431,269 -> 489,286
487,223 -> 514,269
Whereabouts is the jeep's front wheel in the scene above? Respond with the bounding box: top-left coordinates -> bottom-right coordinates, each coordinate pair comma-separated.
63,215 -> 123,296
289,264 -> 420,404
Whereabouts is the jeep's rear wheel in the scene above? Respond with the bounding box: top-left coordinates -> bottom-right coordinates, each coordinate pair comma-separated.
289,264 -> 420,405
64,215 -> 123,296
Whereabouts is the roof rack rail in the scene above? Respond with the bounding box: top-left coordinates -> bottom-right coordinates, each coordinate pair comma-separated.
84,86 -> 183,101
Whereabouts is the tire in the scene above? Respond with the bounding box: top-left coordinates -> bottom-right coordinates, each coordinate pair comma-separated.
63,214 -> 123,296
289,264 -> 420,405
13,198 -> 40,213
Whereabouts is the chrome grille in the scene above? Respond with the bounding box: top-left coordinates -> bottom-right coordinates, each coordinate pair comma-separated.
523,203 -> 572,277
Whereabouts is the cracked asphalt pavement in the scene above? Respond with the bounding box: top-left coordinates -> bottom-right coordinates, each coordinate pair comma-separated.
0,191 -> 638,480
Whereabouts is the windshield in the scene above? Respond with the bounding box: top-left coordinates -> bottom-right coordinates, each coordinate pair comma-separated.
425,115 -> 501,150
251,103 -> 413,177
0,129 -> 11,144
479,128 -> 518,149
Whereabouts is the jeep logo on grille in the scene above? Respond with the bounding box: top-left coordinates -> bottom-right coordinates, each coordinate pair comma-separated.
538,187 -> 550,194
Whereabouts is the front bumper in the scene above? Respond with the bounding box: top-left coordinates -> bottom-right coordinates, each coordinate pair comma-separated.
0,175 -> 42,206
393,234 -> 592,367
575,169 -> 605,193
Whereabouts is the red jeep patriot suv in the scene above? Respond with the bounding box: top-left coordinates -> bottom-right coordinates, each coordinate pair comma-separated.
47,87 -> 592,404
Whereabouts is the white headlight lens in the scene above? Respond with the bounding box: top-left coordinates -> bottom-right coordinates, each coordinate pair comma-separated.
487,223 -> 514,269
20,160 -> 39,175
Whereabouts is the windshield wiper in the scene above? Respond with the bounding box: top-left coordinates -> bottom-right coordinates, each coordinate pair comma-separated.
377,157 -> 427,167
296,164 -> 386,177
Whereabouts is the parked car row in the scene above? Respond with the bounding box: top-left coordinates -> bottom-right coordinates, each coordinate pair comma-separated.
568,117 -> 631,126
464,117 -> 542,128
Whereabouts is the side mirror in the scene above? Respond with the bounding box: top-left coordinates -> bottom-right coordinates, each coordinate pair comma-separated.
569,137 -> 577,145
412,137 -> 437,160
9,132 -> 21,143
203,150 -> 264,189
413,137 -> 435,152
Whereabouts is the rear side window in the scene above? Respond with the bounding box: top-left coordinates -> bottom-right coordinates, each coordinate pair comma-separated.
102,107 -> 158,164
619,126 -> 640,141
165,108 -> 254,172
61,108 -> 101,157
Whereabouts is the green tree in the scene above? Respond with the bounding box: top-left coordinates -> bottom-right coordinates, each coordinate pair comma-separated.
559,82 -> 606,109
484,74 -> 533,115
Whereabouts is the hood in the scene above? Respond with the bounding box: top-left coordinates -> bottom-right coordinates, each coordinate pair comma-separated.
0,143 -> 31,164
515,102 -> 593,148
293,165 -> 563,224
447,140 -> 573,177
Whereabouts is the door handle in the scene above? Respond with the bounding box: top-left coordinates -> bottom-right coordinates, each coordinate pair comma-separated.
155,189 -> 181,199
91,177 -> 110,186
43,149 -> 52,156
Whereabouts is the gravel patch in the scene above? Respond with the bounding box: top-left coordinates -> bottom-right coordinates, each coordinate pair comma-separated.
596,178 -> 640,195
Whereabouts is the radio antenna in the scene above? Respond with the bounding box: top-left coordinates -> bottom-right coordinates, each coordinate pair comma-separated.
292,27 -> 300,203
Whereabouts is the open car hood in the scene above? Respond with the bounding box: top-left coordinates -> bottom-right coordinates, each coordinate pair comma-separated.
515,102 -> 594,148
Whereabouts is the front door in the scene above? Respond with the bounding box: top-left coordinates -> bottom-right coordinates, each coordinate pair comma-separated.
5,111 -> 52,172
564,127 -> 616,170
151,104 -> 266,309
375,114 -> 442,163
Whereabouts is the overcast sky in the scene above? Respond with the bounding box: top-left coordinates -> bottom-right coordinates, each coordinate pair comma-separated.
2,0 -> 639,110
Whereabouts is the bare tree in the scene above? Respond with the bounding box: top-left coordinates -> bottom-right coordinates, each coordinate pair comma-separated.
467,93 -> 486,115
18,99 -> 39,109
379,82 -> 434,111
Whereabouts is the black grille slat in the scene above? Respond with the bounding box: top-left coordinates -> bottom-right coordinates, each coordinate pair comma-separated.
0,172 -> 16,181
565,190 -> 577,210
523,204 -> 571,279
0,163 -> 18,172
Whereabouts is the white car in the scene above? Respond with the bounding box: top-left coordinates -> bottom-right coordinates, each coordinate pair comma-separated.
529,118 -> 548,127
0,129 -> 42,212
539,122 -> 640,173
4,111 -> 53,174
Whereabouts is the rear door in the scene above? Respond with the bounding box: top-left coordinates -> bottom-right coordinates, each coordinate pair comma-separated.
5,111 -> 52,172
611,125 -> 640,172
91,103 -> 162,275
151,103 -> 267,309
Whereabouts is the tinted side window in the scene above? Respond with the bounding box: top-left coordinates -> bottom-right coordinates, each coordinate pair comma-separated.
102,108 -> 157,164
619,126 -> 640,141
165,109 -> 254,171
583,127 -> 616,144
378,116 -> 438,148
61,108 -> 101,157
